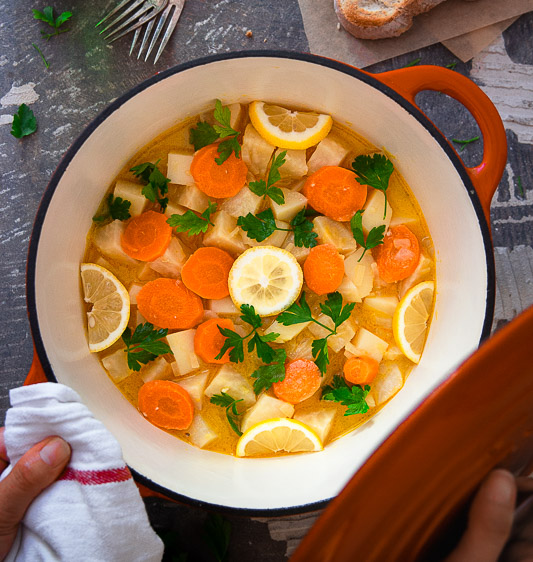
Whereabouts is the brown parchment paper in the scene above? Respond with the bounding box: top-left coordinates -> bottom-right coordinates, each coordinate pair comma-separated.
299,0 -> 533,67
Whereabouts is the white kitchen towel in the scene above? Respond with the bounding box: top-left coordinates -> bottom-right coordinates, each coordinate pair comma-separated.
2,382 -> 164,562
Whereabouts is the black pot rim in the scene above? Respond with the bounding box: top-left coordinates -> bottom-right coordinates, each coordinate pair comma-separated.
26,49 -> 496,517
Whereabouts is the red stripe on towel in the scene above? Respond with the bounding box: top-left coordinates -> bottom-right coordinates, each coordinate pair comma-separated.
59,466 -> 132,485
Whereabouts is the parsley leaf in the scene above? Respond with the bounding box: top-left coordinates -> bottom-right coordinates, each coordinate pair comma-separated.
130,160 -> 170,211
248,151 -> 286,204
189,99 -> 241,165
122,323 -> 171,371
203,514 -> 231,562
93,193 -> 131,222
277,292 -> 354,375
210,392 -> 243,436
350,210 -> 385,261
215,304 -> 279,365
250,349 -> 287,395
33,7 -> 72,39
322,376 -> 370,416
11,104 -> 37,138
32,43 -> 50,68
238,208 -> 316,248
452,136 -> 480,152
166,201 -> 217,235
352,154 -> 394,218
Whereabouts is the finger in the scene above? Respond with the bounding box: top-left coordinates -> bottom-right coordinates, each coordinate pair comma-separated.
0,436 -> 71,559
446,469 -> 516,562
0,429 -> 8,473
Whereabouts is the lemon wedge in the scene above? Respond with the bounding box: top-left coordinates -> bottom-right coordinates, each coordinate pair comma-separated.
249,101 -> 333,150
236,418 -> 323,457
80,263 -> 130,352
393,281 -> 435,363
228,246 -> 303,316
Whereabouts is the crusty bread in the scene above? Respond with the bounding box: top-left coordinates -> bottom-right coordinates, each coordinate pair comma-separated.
334,0 -> 447,39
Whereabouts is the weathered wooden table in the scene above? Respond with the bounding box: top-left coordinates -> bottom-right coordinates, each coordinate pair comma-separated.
1,1 -> 532,559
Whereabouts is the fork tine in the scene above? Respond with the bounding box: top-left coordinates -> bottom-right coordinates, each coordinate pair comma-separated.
143,6 -> 169,62
136,18 -> 156,59
105,5 -> 152,42
129,27 -> 141,55
152,0 -> 185,64
96,0 -> 132,28
99,0 -> 144,35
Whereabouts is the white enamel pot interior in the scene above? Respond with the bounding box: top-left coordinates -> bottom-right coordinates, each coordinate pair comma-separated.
28,52 -> 496,514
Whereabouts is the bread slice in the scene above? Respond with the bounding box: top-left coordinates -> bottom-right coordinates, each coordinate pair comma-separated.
334,0 -> 447,40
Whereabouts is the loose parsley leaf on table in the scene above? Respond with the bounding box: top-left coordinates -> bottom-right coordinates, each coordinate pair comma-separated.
277,292 -> 355,375
322,375 -> 370,416
189,99 -> 241,164
352,153 -> 394,218
203,513 -> 231,562
122,322 -> 171,371
11,104 -> 37,139
93,193 -> 131,222
33,7 -> 72,39
167,200 -> 217,235
452,136 -> 480,152
216,304 -> 279,364
32,43 -> 50,68
130,160 -> 170,211
350,210 -> 385,262
237,208 -> 317,248
210,392 -> 244,436
248,151 -> 286,204
250,349 -> 287,395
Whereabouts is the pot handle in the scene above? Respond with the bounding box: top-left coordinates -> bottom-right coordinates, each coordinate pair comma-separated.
25,350 -> 48,385
372,66 -> 507,224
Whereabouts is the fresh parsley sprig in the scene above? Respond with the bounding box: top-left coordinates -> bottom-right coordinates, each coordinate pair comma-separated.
322,375 -> 370,416
452,136 -> 480,152
93,193 -> 131,222
277,293 -> 355,375
33,7 -> 72,39
250,349 -> 287,395
122,322 -> 171,372
11,104 -> 37,139
237,208 -> 317,248
350,210 -> 385,262
248,151 -> 286,204
167,201 -> 217,235
130,160 -> 170,212
190,99 -> 241,165
210,392 -> 243,436
216,304 -> 279,364
352,153 -> 394,219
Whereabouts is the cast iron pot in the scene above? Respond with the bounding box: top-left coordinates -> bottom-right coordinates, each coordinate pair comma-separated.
26,52 -> 506,515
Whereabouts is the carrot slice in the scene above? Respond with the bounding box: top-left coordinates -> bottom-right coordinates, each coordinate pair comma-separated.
303,244 -> 344,295
190,144 -> 248,198
136,278 -> 204,330
194,318 -> 235,364
303,166 -> 367,222
374,224 -> 420,283
181,247 -> 234,299
121,210 -> 172,262
273,359 -> 321,405
343,356 -> 379,385
138,380 -> 194,430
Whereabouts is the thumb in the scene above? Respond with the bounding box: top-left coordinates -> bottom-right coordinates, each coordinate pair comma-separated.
446,469 -> 516,562
0,436 -> 71,559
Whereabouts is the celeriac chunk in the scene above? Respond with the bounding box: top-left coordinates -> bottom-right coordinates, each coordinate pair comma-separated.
398,253 -> 433,298
93,220 -> 138,265
263,320 -> 311,343
173,184 -> 209,213
149,237 -> 187,278
102,348 -> 130,382
187,414 -> 218,448
282,232 -> 311,264
177,371 -> 209,409
293,407 -> 336,443
140,357 -> 172,383
128,282 -> 143,305
275,148 -> 308,179
113,180 -> 148,217
362,189 -> 393,235
343,248 -> 375,301
346,328 -> 388,363
241,394 -> 295,433
363,295 -> 398,317
167,329 -> 200,376
271,189 -> 307,222
204,365 -> 256,410
241,219 -> 289,248
308,314 -> 355,353
167,152 -> 194,186
203,211 -> 247,255
241,124 -> 275,178
220,187 -> 262,218
313,216 -> 357,255
372,362 -> 403,405
208,296 -> 240,315
307,135 -> 349,174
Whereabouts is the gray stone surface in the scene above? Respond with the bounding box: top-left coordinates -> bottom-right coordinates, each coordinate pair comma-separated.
1,2 -> 532,559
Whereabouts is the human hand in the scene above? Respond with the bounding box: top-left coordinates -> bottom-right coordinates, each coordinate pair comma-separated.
0,427 -> 71,560
446,469 -> 533,562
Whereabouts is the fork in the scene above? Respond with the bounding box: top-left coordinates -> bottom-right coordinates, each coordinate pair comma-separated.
131,0 -> 185,64
96,0 -> 168,43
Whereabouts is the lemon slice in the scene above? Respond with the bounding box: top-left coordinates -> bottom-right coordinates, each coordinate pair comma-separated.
249,101 -> 333,150
228,246 -> 303,316
80,263 -> 130,353
393,281 -> 435,363
236,418 -> 323,457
